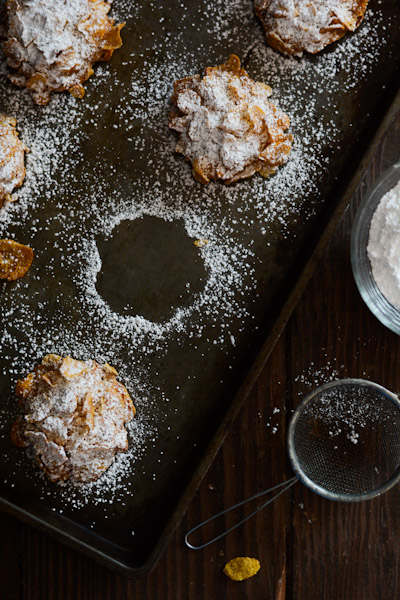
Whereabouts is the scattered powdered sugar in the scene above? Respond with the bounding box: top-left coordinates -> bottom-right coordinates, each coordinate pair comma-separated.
0,0 -> 390,513
301,384 -> 400,447
368,180 -> 400,308
265,405 -> 285,434
294,361 -> 344,388
0,65 -> 85,218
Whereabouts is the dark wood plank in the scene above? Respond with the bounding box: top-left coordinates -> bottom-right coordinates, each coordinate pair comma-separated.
289,112 -> 400,600
0,513 -> 20,600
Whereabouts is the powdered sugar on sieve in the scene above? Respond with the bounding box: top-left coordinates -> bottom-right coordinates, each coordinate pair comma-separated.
0,1 -> 388,509
302,385 -> 399,446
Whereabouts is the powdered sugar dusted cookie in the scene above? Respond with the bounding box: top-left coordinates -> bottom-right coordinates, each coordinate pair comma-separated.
169,55 -> 292,185
254,0 -> 369,57
0,114 -> 28,208
11,354 -> 135,484
2,0 -> 124,105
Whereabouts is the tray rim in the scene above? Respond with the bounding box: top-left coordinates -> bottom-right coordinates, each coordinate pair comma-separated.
1,78 -> 399,581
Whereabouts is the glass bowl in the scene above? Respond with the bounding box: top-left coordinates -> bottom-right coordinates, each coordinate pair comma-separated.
351,162 -> 400,335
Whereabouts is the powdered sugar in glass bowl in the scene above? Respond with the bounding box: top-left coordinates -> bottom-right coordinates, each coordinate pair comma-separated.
351,162 -> 400,335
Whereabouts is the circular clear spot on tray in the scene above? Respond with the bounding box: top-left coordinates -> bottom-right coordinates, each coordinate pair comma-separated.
95,216 -> 207,321
351,162 -> 400,334
288,378 -> 400,502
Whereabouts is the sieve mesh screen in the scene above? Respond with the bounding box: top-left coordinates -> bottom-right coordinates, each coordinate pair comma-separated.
289,381 -> 400,499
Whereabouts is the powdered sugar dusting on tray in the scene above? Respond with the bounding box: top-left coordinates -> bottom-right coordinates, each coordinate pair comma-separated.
0,0 -> 389,510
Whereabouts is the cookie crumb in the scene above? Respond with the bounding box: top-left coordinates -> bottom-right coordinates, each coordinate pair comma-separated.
0,239 -> 33,281
223,556 -> 261,581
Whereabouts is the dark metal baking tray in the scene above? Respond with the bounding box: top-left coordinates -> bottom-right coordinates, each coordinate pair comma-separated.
0,0 -> 399,577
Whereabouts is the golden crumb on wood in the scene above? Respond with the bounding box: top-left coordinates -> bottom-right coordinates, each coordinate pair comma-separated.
223,556 -> 261,581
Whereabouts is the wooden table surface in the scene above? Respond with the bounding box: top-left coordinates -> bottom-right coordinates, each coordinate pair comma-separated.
1,108 -> 399,600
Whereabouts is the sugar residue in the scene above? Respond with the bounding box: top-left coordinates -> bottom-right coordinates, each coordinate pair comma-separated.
301,383 -> 400,447
294,361 -> 344,389
265,406 -> 284,435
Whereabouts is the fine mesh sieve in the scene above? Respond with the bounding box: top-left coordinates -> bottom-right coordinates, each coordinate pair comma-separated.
288,378 -> 400,502
185,379 -> 400,550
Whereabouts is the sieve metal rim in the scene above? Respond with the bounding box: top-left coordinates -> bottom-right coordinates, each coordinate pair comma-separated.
287,378 -> 400,503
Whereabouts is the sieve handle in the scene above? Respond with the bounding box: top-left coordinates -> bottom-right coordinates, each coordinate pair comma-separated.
185,477 -> 298,550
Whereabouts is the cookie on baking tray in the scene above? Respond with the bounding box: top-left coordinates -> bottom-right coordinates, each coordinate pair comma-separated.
254,0 -> 369,57
0,114 -> 28,208
2,0 -> 124,105
169,54 -> 292,185
11,354 -> 136,484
